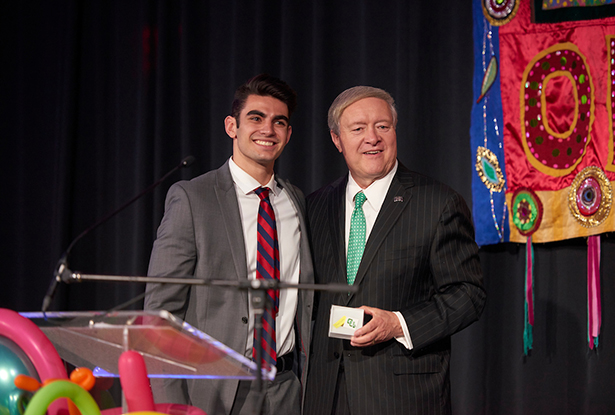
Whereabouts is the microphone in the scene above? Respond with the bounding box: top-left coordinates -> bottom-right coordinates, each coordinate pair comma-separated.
41,155 -> 195,312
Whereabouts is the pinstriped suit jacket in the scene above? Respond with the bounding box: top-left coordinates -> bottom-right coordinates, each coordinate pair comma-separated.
144,160 -> 314,414
304,163 -> 485,415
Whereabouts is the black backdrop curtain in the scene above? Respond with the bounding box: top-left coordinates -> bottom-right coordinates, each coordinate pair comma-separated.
1,1 -> 614,414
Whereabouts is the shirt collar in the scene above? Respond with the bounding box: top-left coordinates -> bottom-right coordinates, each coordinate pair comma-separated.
228,157 -> 280,196
346,160 -> 398,210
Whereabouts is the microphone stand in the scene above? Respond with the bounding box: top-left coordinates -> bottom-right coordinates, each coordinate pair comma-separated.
58,269 -> 357,415
250,287 -> 266,413
42,156 -> 195,312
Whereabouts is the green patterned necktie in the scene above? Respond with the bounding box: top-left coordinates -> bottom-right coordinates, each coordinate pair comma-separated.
347,191 -> 367,285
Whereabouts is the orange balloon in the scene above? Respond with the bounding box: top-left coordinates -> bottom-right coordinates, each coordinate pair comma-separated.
67,399 -> 81,415
14,374 -> 41,392
70,367 -> 96,391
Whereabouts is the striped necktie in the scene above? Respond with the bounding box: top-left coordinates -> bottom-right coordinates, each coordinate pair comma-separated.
253,187 -> 279,368
347,191 -> 367,285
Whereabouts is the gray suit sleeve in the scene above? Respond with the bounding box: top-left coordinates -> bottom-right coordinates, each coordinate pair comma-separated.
144,182 -> 197,319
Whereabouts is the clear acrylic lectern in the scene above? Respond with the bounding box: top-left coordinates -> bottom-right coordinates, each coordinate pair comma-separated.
21,310 -> 275,381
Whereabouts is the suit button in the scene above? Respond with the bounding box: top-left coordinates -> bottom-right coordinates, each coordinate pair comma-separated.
333,352 -> 340,359
241,317 -> 248,324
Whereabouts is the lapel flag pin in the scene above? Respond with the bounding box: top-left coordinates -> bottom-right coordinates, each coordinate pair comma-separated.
394,196 -> 403,203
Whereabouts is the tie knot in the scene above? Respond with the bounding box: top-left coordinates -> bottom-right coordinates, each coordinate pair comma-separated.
354,191 -> 367,208
255,187 -> 270,200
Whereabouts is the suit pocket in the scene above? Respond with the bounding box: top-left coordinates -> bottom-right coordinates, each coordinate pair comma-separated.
391,352 -> 443,375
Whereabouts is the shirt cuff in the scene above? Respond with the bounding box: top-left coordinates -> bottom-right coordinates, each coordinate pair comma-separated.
393,311 -> 413,350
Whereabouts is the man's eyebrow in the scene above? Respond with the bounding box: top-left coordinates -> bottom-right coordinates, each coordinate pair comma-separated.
246,110 -> 266,117
347,121 -> 367,127
273,115 -> 290,122
245,110 -> 289,123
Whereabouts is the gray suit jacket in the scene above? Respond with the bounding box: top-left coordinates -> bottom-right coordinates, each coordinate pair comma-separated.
304,163 -> 485,415
144,160 -> 314,414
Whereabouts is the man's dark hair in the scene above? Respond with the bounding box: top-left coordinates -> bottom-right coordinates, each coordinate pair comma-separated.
231,74 -> 298,124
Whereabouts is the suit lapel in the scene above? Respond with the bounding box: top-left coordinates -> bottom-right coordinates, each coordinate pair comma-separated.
214,161 -> 249,282
326,177 -> 351,306
330,177 -> 348,286
346,166 -> 415,304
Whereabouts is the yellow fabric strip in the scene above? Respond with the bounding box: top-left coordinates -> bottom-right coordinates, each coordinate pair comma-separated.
507,182 -> 615,243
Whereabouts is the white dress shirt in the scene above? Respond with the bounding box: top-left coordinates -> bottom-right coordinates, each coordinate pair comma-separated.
344,161 -> 413,350
229,157 -> 301,358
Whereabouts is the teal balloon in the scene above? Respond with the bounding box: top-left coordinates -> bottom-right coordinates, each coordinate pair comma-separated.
0,336 -> 37,415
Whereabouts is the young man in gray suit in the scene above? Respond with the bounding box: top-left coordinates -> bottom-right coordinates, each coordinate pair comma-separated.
304,86 -> 486,415
144,74 -> 313,415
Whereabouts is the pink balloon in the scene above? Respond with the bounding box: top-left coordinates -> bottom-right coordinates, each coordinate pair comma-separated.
109,351 -> 208,415
118,351 -> 156,412
0,308 -> 69,415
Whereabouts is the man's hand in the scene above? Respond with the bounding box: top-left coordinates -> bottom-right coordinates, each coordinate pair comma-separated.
350,306 -> 403,347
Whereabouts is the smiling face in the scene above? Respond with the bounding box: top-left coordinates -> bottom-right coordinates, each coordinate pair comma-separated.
331,97 -> 397,188
225,94 -> 292,183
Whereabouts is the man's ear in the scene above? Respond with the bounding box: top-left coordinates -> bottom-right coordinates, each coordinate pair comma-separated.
224,116 -> 237,138
331,131 -> 343,153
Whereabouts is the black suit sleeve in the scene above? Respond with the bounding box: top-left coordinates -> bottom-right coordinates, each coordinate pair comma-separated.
401,191 -> 485,351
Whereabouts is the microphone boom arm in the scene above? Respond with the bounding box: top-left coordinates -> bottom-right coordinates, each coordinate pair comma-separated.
60,271 -> 358,294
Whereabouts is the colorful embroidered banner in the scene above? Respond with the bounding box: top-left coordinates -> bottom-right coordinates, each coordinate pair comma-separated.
472,0 -> 615,351
471,0 -> 615,246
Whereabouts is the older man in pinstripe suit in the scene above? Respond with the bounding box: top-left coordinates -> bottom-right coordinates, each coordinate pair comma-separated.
303,86 -> 486,415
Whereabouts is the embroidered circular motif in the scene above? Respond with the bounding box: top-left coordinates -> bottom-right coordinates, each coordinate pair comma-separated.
520,43 -> 594,177
475,146 -> 505,192
577,177 -> 601,216
482,0 -> 520,26
568,166 -> 612,227
511,187 -> 543,236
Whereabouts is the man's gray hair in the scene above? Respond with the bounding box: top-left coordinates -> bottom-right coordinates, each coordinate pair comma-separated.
327,86 -> 398,135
